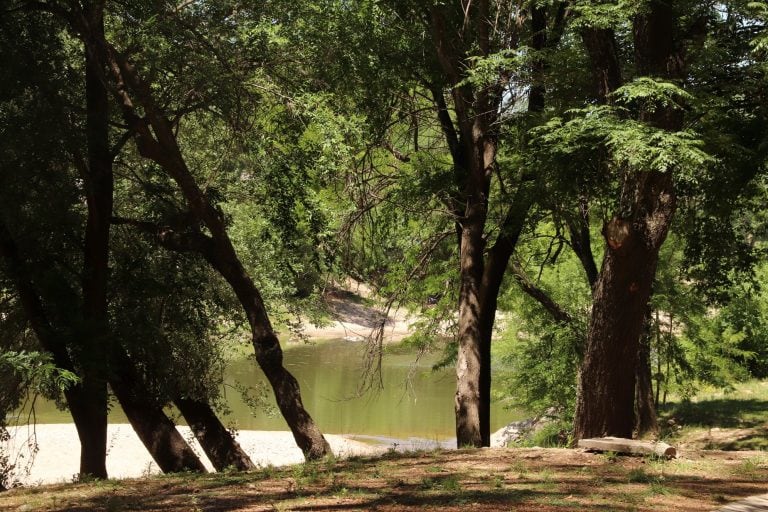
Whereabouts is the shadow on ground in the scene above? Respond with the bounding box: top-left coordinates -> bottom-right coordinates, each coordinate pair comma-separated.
662,398 -> 768,429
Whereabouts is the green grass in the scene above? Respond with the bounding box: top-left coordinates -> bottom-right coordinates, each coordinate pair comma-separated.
660,380 -> 768,450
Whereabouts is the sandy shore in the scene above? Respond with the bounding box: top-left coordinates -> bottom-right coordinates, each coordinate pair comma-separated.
298,286 -> 415,343
0,285 -> 444,487
3,424 -> 388,486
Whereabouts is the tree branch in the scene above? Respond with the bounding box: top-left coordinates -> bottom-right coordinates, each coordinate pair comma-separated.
111,216 -> 215,257
511,261 -> 573,325
566,198 -> 598,290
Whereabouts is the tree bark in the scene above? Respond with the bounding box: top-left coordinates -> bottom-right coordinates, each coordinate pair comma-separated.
566,199 -> 599,290
175,398 -> 255,471
574,0 -> 686,440
575,218 -> 662,438
471,4 -> 561,444
455,197 -> 488,447
580,28 -> 623,101
635,318 -> 658,437
70,2 -> 112,478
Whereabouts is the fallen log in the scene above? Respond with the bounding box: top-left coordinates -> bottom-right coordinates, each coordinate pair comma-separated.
577,437 -> 677,459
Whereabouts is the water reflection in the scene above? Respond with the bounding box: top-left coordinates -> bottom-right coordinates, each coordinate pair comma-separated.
18,340 -> 522,440
225,340 -> 519,440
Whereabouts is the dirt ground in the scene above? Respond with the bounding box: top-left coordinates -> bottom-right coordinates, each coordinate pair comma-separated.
2,447 -> 767,511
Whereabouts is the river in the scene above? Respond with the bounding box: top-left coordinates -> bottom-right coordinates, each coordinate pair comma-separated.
17,339 -> 522,442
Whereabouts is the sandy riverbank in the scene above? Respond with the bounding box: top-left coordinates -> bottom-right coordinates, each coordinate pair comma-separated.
3,424 -> 388,486
298,284 -> 415,343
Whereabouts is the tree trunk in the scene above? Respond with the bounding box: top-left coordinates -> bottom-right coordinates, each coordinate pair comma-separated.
635,327 -> 658,437
65,392 -> 108,478
470,4 -> 558,446
476,183 -> 535,445
455,198 -> 487,447
574,0 -> 685,440
92,38 -> 330,460
113,391 -> 207,473
574,218 -> 661,439
71,1 -> 112,479
175,398 -> 255,471
110,349 -> 206,473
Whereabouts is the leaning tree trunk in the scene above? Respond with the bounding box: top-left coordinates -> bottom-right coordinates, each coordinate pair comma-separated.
90,36 -> 330,459
110,348 -> 206,473
175,398 -> 255,471
113,392 -> 207,473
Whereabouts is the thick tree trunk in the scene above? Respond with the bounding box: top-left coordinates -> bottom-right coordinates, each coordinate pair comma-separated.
574,0 -> 685,441
574,218 -> 661,439
175,398 -> 255,471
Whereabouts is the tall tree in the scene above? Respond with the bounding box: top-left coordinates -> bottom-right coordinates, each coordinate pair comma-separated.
573,0 -> 702,439
0,6 -> 234,475
26,0 -> 332,459
358,0 -> 568,446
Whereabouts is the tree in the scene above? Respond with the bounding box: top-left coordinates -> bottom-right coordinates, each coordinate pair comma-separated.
28,0 -> 332,459
0,5 -> 248,475
338,0 -> 568,447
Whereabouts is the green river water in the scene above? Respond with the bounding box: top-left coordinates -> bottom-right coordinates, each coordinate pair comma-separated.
18,340 -> 522,442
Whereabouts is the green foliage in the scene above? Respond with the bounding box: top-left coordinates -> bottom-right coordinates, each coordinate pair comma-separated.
533,96 -> 712,180
458,49 -> 523,89
570,0 -> 639,29
610,78 -> 693,113
685,262 -> 768,381
0,351 -> 79,427
494,221 -> 592,417
0,352 -> 79,399
749,2 -> 768,58
527,421 -> 573,448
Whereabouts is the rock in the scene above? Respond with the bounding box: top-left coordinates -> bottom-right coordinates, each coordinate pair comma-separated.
491,418 -> 538,447
490,408 -> 560,448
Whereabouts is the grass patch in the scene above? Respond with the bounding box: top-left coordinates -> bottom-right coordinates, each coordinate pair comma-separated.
2,448 -> 768,511
660,380 -> 768,450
